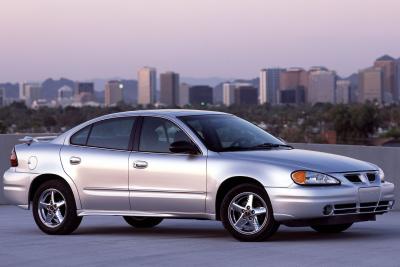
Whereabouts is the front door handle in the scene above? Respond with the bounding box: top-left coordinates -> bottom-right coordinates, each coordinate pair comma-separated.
133,160 -> 148,169
70,156 -> 81,165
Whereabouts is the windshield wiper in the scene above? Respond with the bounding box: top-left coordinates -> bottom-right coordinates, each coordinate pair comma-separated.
249,143 -> 293,149
221,143 -> 293,152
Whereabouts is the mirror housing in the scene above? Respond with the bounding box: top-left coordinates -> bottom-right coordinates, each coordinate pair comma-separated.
169,141 -> 198,154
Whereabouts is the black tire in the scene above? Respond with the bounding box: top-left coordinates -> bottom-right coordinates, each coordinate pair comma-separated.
311,223 -> 353,233
32,180 -> 82,235
220,183 -> 280,242
123,216 -> 163,228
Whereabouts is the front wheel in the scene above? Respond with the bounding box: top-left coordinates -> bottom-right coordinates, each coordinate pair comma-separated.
32,180 -> 82,235
220,184 -> 280,242
123,216 -> 163,228
311,223 -> 353,233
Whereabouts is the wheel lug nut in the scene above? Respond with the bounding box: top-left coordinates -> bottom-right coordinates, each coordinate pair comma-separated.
246,206 -> 250,210
252,210 -> 255,214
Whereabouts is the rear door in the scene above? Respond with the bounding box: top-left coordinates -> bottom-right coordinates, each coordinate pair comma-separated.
61,117 -> 136,211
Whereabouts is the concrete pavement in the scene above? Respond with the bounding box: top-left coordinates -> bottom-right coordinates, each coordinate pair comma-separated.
0,205 -> 399,267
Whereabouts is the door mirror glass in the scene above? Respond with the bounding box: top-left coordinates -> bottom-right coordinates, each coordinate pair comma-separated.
169,141 -> 198,154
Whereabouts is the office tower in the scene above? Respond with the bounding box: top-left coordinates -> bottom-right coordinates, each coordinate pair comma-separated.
336,80 -> 351,104
0,88 -> 4,107
213,85 -> 223,105
178,83 -> 190,107
75,82 -> 95,103
20,83 -> 41,107
104,80 -> 123,106
374,55 -> 396,102
121,80 -> 138,105
138,67 -> 156,105
259,68 -> 282,105
358,67 -> 383,103
223,83 -> 236,106
234,86 -> 258,105
189,85 -> 213,105
308,69 -> 336,104
396,58 -> 400,102
57,85 -> 74,107
160,71 -> 179,106
279,68 -> 308,104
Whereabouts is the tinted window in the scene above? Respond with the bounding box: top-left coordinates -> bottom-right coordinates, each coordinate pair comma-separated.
86,118 -> 135,150
179,115 -> 284,152
70,126 -> 91,146
139,117 -> 191,153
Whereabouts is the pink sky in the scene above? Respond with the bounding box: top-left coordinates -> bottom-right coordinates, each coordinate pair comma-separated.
0,0 -> 399,82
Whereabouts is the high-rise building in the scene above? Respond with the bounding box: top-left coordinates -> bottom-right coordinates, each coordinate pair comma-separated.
105,80 -> 123,106
57,85 -> 74,107
234,86 -> 258,105
374,55 -> 397,102
396,58 -> 400,102
160,71 -> 179,106
359,67 -> 383,103
75,82 -> 95,103
279,68 -> 308,104
189,85 -> 213,105
308,69 -> 336,104
20,83 -> 41,107
213,85 -> 223,105
259,68 -> 282,105
138,67 -> 156,105
179,83 -> 190,107
222,83 -> 236,106
335,80 -> 351,104
0,88 -> 4,107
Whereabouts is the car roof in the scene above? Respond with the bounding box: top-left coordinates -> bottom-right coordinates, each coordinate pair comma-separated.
103,109 -> 229,118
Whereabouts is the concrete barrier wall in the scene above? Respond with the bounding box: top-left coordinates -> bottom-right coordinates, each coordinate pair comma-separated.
0,135 -> 398,209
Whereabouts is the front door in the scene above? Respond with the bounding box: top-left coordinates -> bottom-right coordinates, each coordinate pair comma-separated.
61,117 -> 136,211
129,116 -> 207,214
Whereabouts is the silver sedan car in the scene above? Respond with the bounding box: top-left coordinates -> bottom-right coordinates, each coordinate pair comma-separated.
3,110 -> 396,241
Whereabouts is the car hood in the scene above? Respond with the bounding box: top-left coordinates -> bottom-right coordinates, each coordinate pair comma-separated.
221,148 -> 377,173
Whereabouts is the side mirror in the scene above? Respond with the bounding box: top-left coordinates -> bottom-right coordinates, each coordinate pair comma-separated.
169,141 -> 198,154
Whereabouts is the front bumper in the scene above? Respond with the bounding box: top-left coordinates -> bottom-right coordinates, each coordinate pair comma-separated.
3,169 -> 32,206
266,181 -> 395,223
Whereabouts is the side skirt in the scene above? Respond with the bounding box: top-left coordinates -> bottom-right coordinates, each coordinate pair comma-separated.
77,209 -> 216,220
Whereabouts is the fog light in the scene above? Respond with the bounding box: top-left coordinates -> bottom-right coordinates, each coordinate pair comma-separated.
323,205 -> 333,215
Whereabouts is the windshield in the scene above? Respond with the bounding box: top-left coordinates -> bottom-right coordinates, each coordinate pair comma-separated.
179,114 -> 291,152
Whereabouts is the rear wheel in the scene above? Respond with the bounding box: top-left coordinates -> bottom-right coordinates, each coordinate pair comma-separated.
311,223 -> 353,233
220,184 -> 280,242
123,216 -> 163,228
32,180 -> 82,235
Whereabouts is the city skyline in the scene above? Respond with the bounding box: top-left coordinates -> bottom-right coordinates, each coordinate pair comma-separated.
1,0 -> 400,81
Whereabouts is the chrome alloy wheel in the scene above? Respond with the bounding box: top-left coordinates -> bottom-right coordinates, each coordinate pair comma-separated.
38,188 -> 67,228
228,192 -> 268,235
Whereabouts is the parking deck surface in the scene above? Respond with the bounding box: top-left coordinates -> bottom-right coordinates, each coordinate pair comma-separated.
0,206 -> 399,267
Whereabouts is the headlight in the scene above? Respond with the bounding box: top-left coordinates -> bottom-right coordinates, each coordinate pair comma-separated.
378,167 -> 385,182
291,170 -> 340,185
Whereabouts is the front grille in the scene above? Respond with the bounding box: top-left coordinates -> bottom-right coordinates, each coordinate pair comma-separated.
344,174 -> 362,183
333,201 -> 391,215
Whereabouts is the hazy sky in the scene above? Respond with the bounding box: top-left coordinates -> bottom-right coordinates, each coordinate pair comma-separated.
1,0 -> 399,82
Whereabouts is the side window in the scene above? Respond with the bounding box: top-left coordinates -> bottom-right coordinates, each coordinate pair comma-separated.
86,117 -> 136,150
139,117 -> 191,153
70,125 -> 91,146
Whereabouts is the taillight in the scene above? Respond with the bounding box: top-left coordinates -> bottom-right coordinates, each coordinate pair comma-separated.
10,147 -> 18,167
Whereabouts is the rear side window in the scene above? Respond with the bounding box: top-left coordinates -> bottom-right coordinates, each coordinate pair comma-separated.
70,126 -> 91,146
86,118 -> 136,150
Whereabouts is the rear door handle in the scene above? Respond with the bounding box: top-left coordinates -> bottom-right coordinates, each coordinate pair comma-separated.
70,156 -> 81,165
133,160 -> 148,169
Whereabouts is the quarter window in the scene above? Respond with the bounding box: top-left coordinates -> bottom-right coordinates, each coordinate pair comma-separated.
139,117 -> 191,153
70,125 -> 91,146
85,117 -> 136,150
